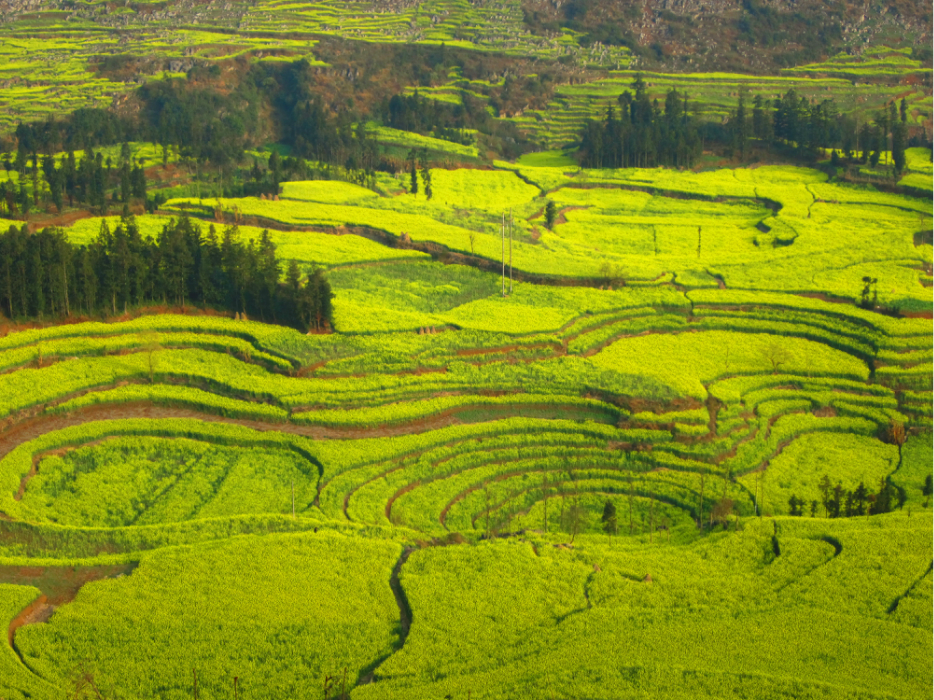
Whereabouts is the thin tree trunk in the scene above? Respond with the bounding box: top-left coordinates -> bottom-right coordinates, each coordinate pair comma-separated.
755,473 -> 760,516
501,214 -> 505,296
761,477 -> 766,517
62,263 -> 69,316
508,210 -> 513,294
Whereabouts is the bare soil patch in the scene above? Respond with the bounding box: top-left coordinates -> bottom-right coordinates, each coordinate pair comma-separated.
4,562 -> 136,650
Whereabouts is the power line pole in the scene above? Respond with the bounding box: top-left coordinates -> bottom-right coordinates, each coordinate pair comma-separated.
509,208 -> 513,295
501,213 -> 506,296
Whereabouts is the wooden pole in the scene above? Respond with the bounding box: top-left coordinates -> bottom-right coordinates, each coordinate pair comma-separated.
761,475 -> 766,517
754,472 -> 759,516
509,209 -> 513,294
501,213 -> 505,296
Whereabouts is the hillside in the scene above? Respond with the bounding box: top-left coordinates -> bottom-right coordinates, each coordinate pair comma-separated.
523,0 -> 933,72
0,2 -> 931,698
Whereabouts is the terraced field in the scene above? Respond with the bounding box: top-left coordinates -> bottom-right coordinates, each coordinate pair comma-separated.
0,0 -> 930,691
0,155 -> 932,697
154,160 -> 933,314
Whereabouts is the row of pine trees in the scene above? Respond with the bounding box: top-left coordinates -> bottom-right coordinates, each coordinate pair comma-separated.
580,76 -> 919,170
787,476 -> 905,518
0,216 -> 332,332
577,76 -> 702,169
0,142 -> 147,217
728,88 -> 913,169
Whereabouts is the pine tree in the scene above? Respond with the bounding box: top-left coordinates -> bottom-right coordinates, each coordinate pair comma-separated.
30,153 -> 39,208
257,229 -> 279,321
601,500 -> 618,540
830,482 -> 844,518
892,121 -> 907,175
854,481 -> 868,516
733,89 -> 749,160
132,165 -> 146,202
120,163 -> 131,204
752,95 -> 765,140
544,200 -> 556,230
18,182 -> 29,218
419,149 -> 432,201
787,495 -> 800,516
268,151 -> 282,190
409,160 -> 418,196
817,474 -> 832,516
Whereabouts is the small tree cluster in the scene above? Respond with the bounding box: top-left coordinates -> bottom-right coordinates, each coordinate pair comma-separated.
577,75 -> 702,168
0,145 -> 147,217
406,148 -> 432,199
788,475 -> 905,519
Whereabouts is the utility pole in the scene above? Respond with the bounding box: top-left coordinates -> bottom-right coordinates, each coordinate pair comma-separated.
761,476 -> 766,517
501,213 -> 506,296
509,208 -> 513,294
754,472 -> 759,516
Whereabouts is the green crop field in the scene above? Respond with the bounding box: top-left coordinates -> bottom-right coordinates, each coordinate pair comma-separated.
0,2 -> 931,698
157,161 -> 932,313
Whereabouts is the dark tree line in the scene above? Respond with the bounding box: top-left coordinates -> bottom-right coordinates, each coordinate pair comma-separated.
0,142 -> 147,217
577,79 -> 922,172
0,217 -> 332,332
12,79 -> 260,169
787,476 -> 903,518
9,52 -> 537,176
380,90 -> 479,146
729,88 -> 915,171
576,75 -> 702,168
13,108 -> 133,156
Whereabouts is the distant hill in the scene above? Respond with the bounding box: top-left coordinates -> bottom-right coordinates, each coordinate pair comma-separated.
521,0 -> 933,72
